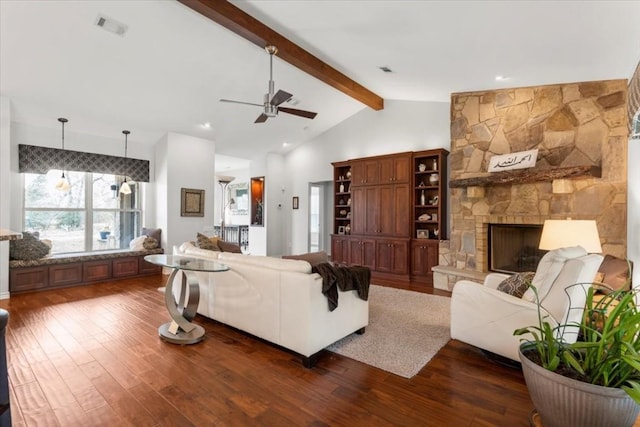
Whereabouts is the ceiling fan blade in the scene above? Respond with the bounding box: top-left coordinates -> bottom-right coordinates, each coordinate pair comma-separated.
220,99 -> 263,107
278,107 -> 318,119
270,89 -> 293,106
254,113 -> 269,123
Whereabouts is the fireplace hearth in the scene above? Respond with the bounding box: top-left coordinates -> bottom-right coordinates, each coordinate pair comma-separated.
488,224 -> 546,274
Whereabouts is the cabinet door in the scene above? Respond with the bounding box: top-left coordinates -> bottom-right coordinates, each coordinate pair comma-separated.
83,260 -> 112,282
378,184 -> 410,237
379,154 -> 411,184
361,239 -> 377,270
139,256 -> 162,275
376,239 -> 409,274
351,159 -> 379,186
411,240 -> 438,277
331,235 -> 349,265
49,263 -> 82,287
10,267 -> 48,292
348,238 -> 363,266
351,187 -> 380,235
113,257 -> 139,277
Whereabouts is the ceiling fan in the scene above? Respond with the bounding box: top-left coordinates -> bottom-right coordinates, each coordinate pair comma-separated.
220,45 -> 318,123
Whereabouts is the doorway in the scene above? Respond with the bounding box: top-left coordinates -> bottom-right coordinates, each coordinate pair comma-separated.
308,181 -> 332,253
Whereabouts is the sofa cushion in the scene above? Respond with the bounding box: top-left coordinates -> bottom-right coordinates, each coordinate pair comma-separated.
218,252 -> 312,273
282,251 -> 329,267
196,233 -> 220,251
496,271 -> 534,298
596,255 -> 632,293
217,240 -> 242,253
180,242 -> 220,259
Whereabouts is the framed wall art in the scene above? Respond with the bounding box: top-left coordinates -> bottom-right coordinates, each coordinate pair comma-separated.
181,188 -> 205,217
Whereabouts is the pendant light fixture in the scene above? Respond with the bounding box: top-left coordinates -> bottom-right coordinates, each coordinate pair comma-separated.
119,130 -> 132,195
54,117 -> 71,192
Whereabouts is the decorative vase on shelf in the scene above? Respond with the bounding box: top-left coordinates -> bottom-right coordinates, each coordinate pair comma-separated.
346,169 -> 352,179
418,163 -> 426,172
347,197 -> 351,206
432,159 -> 438,170
339,183 -> 345,193
420,190 -> 426,206
429,173 -> 439,185
345,224 -> 351,235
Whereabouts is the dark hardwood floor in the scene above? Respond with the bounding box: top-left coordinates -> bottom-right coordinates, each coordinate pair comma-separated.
0,275 -> 542,426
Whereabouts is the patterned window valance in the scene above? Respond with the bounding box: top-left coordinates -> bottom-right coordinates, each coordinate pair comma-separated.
18,144 -> 150,182
629,60 -> 640,137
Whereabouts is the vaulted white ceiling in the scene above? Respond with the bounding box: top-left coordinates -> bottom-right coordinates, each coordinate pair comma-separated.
1,1 -> 639,164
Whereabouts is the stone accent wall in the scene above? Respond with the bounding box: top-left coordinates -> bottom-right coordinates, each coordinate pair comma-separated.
447,79 -> 628,276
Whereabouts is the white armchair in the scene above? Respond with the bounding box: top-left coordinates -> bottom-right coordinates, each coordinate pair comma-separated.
451,247 -> 604,361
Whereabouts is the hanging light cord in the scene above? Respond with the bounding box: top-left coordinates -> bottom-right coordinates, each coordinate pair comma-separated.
58,117 -> 68,178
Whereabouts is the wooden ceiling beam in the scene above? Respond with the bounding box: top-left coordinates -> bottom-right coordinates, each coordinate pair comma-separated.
178,0 -> 384,110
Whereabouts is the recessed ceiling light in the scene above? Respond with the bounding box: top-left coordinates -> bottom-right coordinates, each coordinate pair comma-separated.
495,75 -> 508,81
286,98 -> 300,106
95,14 -> 128,36
378,66 -> 393,73
201,122 -> 211,129
282,142 -> 289,147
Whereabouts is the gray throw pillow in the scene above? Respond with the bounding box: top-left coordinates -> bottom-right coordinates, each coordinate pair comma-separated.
141,228 -> 162,245
497,271 -> 535,298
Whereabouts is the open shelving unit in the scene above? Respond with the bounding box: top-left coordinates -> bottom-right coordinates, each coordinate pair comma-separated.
333,162 -> 352,235
413,150 -> 448,241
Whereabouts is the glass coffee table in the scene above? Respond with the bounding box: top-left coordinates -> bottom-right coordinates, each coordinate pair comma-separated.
144,254 -> 229,344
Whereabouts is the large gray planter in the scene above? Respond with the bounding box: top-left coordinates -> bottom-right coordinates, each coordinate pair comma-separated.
519,347 -> 640,427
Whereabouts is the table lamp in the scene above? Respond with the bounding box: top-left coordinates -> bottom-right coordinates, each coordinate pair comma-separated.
538,219 -> 602,253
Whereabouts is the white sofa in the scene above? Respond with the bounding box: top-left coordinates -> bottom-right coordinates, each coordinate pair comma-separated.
172,242 -> 369,366
451,247 -> 603,362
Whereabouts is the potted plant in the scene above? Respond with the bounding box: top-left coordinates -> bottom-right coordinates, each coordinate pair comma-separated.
515,284 -> 640,427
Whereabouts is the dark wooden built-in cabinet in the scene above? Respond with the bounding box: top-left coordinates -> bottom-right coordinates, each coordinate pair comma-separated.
332,149 -> 448,287
10,253 -> 162,294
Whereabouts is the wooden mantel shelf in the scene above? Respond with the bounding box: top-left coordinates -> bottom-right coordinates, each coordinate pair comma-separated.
449,165 -> 601,188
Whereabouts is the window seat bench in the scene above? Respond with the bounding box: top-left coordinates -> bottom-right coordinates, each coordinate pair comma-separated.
9,248 -> 164,294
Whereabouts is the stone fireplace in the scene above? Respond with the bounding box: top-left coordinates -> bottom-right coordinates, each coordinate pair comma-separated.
434,79 -> 629,290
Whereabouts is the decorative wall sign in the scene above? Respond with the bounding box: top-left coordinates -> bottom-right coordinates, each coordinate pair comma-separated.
181,188 -> 205,217
488,149 -> 538,172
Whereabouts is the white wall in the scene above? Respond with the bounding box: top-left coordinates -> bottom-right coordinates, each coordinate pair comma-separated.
282,99 -> 451,255
156,133 -> 216,251
628,140 -> 640,287
0,97 -> 11,298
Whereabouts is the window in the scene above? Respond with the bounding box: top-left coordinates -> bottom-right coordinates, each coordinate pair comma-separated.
24,170 -> 141,254
633,112 -> 640,139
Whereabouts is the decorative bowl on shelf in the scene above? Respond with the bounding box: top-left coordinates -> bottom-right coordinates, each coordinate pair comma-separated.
418,213 -> 430,221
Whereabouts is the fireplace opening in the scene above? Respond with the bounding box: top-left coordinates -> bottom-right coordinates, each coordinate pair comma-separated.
488,224 -> 547,274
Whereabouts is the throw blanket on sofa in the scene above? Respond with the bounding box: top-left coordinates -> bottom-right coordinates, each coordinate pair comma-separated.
312,262 -> 371,311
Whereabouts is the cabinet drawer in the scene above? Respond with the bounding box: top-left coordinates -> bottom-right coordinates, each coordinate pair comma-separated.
83,260 -> 112,282
50,263 -> 83,287
10,266 -> 48,292
112,257 -> 139,277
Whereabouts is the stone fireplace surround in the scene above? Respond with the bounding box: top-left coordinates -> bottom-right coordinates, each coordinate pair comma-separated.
434,79 -> 628,291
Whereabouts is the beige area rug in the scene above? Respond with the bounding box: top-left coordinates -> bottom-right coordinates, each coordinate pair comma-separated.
327,284 -> 451,378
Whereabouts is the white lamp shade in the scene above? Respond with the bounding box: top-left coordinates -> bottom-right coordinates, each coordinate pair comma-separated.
119,181 -> 131,195
55,176 -> 70,192
539,219 -> 602,253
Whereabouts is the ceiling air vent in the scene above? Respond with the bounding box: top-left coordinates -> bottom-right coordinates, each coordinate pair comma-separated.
95,14 -> 128,36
